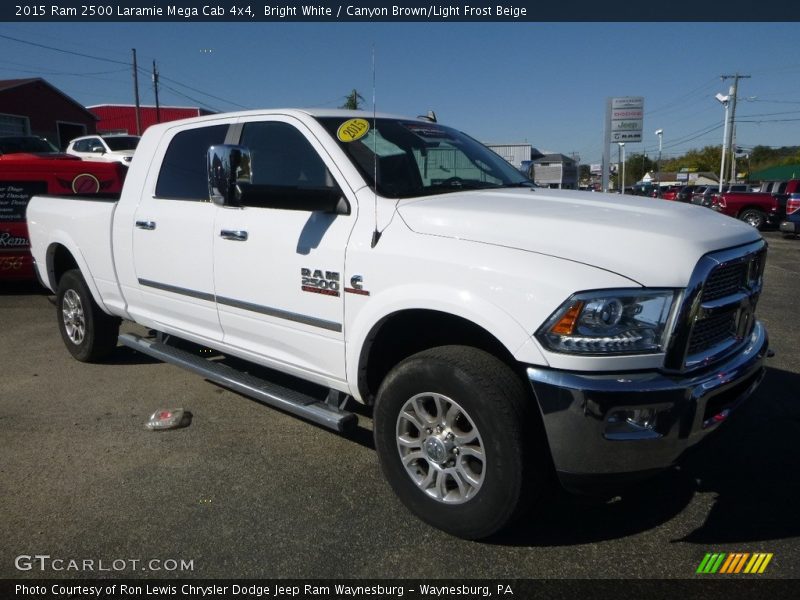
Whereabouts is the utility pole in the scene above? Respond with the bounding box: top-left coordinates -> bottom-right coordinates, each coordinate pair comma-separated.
132,48 -> 141,135
152,60 -> 161,125
720,73 -> 750,189
571,152 -> 580,190
716,91 -> 731,193
655,129 -> 663,196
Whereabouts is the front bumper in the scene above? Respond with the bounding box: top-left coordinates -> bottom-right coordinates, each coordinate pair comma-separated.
527,321 -> 768,486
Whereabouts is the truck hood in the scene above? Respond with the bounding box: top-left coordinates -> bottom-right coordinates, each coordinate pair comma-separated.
397,188 -> 762,286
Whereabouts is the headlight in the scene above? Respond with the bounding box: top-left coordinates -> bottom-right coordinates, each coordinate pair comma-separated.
536,289 -> 679,355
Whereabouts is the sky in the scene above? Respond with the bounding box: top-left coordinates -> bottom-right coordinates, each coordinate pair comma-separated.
1,21 -> 799,167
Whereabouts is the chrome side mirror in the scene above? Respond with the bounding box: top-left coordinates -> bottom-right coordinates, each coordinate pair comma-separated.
208,144 -> 252,207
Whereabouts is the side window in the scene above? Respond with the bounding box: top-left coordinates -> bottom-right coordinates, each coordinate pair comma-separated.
155,124 -> 228,200
74,139 -> 89,152
240,121 -> 334,192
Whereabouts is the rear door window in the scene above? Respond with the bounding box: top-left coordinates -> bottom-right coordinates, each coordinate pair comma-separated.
155,124 -> 228,200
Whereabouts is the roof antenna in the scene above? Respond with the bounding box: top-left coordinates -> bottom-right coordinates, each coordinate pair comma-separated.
370,44 -> 382,249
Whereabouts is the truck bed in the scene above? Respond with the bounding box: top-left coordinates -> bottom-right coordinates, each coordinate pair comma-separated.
27,194 -> 122,312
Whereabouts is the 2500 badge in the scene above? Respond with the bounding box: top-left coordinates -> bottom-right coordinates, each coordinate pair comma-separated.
301,268 -> 340,297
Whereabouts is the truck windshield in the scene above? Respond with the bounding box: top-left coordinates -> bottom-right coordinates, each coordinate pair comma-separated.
316,117 -> 531,198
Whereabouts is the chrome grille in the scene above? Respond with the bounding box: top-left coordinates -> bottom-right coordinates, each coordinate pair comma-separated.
701,262 -> 747,302
687,312 -> 736,355
665,239 -> 766,371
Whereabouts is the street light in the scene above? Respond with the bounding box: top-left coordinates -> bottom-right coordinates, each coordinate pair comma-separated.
618,142 -> 626,193
716,92 -> 731,193
655,129 -> 663,196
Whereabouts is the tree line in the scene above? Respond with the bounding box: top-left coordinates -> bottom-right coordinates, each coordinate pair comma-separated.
591,144 -> 800,188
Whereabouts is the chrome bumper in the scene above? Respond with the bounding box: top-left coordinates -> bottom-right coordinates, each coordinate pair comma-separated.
527,321 -> 768,482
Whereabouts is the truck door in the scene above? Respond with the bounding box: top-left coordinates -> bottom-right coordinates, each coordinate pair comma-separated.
132,123 -> 229,341
212,117 -> 356,382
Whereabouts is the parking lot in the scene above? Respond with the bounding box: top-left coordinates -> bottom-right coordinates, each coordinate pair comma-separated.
1,231 -> 797,580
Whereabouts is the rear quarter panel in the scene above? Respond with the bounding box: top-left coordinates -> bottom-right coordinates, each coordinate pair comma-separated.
27,196 -> 122,315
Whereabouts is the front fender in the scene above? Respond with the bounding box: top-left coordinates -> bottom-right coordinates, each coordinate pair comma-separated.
343,283 -> 549,401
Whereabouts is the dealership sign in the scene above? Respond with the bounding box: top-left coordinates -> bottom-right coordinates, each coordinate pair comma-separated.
609,97 -> 644,142
602,96 -> 645,191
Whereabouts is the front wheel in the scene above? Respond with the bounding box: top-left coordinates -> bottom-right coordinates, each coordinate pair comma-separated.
57,269 -> 120,362
739,208 -> 767,229
373,346 -> 546,539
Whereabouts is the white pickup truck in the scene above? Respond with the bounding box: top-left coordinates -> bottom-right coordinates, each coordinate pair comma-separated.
27,109 -> 769,539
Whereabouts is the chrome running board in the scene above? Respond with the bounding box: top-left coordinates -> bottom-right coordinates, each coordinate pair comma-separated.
119,333 -> 357,433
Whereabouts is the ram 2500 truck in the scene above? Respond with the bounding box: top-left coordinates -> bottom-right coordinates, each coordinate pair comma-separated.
27,110 -> 770,539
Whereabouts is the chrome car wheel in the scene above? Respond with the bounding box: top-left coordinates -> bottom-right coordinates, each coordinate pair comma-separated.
395,392 -> 485,504
61,289 -> 86,345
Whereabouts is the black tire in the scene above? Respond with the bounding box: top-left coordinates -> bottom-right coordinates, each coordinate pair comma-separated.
56,269 -> 120,362
739,208 -> 767,229
373,345 -> 546,539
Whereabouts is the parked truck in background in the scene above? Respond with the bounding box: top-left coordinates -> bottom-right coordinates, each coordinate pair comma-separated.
779,193 -> 800,238
26,109 -> 770,539
710,179 -> 800,229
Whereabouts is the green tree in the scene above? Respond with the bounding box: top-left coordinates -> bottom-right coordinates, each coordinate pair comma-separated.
341,89 -> 365,110
624,153 -> 655,185
662,145 -> 722,174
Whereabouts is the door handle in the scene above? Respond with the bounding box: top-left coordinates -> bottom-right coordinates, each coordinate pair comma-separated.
135,220 -> 156,230
220,229 -> 248,241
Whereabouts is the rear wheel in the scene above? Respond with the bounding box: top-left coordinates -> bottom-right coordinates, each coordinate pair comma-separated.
739,208 -> 767,229
373,345 -> 547,539
57,269 -> 120,362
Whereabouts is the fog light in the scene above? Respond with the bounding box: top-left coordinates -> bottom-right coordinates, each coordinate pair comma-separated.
605,407 -> 662,440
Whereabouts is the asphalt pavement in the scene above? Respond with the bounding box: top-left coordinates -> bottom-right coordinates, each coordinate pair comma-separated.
1,231 -> 797,579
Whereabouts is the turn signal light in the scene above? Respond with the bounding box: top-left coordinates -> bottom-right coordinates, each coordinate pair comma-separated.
550,300 -> 584,335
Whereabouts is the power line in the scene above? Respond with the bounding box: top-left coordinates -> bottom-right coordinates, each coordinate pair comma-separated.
0,32 -> 247,111
158,82 -> 221,113
0,33 -> 130,66
749,98 -> 800,105
645,77 -> 719,117
155,72 -> 249,110
737,109 -> 800,118
739,118 -> 800,123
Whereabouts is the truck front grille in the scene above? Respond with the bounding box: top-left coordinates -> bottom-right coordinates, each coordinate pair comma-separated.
666,239 -> 766,371
687,312 -> 736,355
701,262 -> 748,302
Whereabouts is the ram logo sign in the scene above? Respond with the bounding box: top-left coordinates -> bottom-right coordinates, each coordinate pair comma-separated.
696,552 -> 773,574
